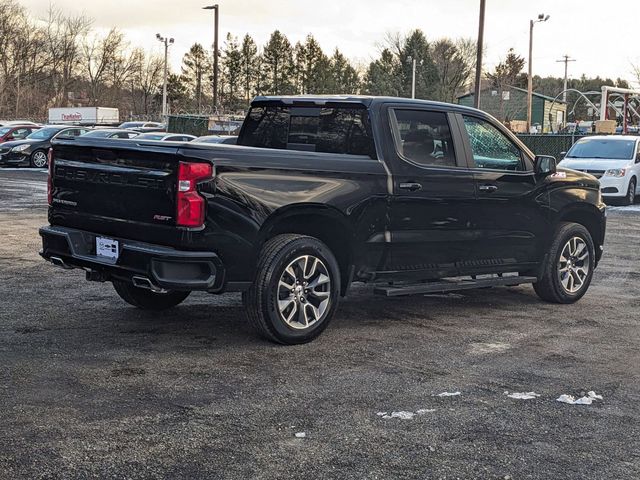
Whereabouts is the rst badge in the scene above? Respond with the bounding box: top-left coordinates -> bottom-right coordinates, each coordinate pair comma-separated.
153,215 -> 172,222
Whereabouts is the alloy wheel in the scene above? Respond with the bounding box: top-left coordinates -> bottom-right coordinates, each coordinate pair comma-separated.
557,236 -> 590,294
277,254 -> 331,329
32,151 -> 47,168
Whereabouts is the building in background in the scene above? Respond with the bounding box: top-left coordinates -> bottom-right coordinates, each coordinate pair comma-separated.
458,86 -> 567,133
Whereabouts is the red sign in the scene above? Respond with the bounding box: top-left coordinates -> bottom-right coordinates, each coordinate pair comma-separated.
61,112 -> 83,121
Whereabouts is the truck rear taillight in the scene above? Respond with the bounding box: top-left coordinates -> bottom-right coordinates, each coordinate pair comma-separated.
47,148 -> 54,205
176,161 -> 213,228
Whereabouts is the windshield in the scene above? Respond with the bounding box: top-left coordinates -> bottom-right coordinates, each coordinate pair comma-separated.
27,128 -> 59,140
82,130 -> 115,138
567,138 -> 636,160
0,127 -> 10,135
137,134 -> 165,140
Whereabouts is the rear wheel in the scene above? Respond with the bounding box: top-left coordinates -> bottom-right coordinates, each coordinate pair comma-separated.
622,178 -> 636,206
533,222 -> 595,304
243,234 -> 340,344
30,150 -> 48,168
112,280 -> 190,310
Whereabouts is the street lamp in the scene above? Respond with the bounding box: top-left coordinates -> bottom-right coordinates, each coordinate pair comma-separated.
203,4 -> 219,112
407,56 -> 422,99
156,33 -> 174,119
527,13 -> 550,132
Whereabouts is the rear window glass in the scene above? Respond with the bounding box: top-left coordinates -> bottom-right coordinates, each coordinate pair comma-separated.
239,105 -> 377,159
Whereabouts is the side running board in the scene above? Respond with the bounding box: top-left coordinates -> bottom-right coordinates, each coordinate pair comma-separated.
373,275 -> 538,297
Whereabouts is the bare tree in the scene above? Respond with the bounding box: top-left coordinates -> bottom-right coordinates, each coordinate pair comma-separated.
81,28 -> 127,105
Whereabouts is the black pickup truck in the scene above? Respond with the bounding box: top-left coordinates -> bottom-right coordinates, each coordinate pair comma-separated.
40,96 -> 606,344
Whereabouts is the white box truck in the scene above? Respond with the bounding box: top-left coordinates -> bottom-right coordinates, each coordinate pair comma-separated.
48,107 -> 119,126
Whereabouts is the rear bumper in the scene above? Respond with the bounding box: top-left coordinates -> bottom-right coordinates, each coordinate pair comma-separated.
39,225 -> 225,292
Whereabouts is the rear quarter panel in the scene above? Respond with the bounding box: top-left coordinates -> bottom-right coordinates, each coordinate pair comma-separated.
179,144 -> 389,282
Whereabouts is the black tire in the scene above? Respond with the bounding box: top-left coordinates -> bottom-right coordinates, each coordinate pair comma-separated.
622,177 -> 636,206
243,234 -> 340,345
112,280 -> 190,310
30,149 -> 48,168
533,222 -> 595,304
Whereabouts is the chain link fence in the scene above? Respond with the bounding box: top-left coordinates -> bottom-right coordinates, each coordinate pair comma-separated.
516,134 -> 589,159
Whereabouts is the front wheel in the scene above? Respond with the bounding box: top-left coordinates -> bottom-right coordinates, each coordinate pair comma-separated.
112,280 -> 190,310
622,178 -> 637,206
533,222 -> 595,304
30,150 -> 48,168
243,234 -> 340,344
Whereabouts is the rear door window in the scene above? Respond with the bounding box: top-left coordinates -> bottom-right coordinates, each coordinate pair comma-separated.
390,109 -> 457,168
239,105 -> 377,159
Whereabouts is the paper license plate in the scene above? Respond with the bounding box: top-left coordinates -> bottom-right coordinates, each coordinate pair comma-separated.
96,236 -> 119,260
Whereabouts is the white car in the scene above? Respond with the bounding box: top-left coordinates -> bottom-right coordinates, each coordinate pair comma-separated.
559,135 -> 640,205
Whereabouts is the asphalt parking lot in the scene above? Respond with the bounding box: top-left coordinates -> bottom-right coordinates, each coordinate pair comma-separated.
1,169 -> 639,479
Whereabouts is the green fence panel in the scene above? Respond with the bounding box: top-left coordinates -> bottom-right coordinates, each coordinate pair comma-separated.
167,115 -> 210,136
516,134 -> 588,159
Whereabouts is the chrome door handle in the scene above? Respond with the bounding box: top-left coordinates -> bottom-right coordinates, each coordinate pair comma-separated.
478,184 -> 498,193
399,182 -> 422,191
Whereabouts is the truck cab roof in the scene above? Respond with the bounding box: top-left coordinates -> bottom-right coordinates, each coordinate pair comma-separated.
251,95 -> 484,116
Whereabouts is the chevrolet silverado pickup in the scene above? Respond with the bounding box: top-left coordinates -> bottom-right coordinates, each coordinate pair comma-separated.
40,96 -> 606,344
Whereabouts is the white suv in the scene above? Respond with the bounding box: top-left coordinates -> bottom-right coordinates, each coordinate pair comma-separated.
559,135 -> 640,205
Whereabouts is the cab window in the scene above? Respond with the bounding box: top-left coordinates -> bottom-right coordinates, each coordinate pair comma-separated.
239,105 -> 377,159
462,116 -> 524,171
391,109 -> 456,168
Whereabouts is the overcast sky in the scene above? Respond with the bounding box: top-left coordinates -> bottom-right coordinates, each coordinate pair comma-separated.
19,0 -> 640,85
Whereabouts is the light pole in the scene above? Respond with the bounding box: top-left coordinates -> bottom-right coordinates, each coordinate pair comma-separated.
407,56 -> 421,99
156,33 -> 174,119
203,4 -> 219,112
527,13 -> 550,133
473,0 -> 486,109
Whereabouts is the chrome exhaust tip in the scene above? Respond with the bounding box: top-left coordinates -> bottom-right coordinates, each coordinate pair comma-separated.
50,256 -> 74,270
131,275 -> 168,293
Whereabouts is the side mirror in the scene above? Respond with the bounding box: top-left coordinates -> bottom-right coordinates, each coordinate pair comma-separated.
535,155 -> 557,176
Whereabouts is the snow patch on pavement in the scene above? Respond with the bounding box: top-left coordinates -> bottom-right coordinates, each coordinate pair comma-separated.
556,391 -> 603,405
469,342 -> 511,354
377,408 -> 436,420
436,391 -> 461,397
504,391 -> 541,400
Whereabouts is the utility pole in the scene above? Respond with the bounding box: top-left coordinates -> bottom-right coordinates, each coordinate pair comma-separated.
473,0 -> 486,109
527,13 -> 550,133
406,56 -> 422,99
156,34 -> 174,119
203,5 -> 219,112
556,55 -> 576,102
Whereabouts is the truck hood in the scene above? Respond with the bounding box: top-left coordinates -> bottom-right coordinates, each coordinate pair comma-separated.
558,158 -> 632,171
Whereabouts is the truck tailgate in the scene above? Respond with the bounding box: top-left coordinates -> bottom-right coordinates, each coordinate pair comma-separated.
49,139 -> 197,246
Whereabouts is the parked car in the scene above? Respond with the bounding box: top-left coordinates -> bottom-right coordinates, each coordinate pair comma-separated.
135,132 -> 196,142
119,121 -> 166,133
41,95 -> 606,344
559,135 -> 640,205
0,120 -> 41,127
0,125 -> 41,143
0,126 -> 90,168
194,135 -> 238,145
81,129 -> 140,139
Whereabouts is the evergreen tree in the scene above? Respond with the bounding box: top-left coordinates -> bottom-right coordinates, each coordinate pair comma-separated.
261,30 -> 295,95
294,34 -> 331,94
181,43 -> 210,113
329,48 -> 360,94
364,49 -> 400,96
239,34 -> 258,105
221,33 -> 243,111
